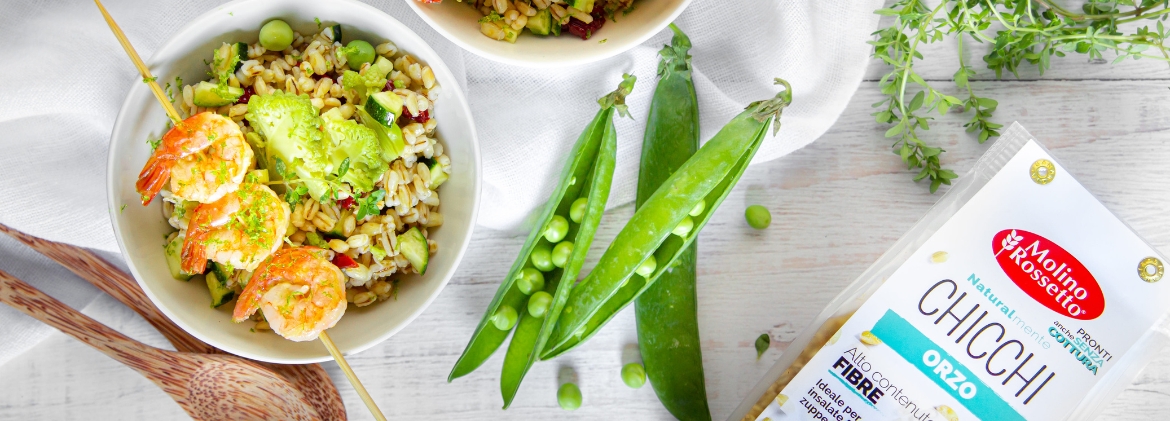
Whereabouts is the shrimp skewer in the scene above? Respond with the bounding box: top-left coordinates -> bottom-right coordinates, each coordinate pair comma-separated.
136,112 -> 253,206
181,183 -> 289,275
232,247 -> 347,342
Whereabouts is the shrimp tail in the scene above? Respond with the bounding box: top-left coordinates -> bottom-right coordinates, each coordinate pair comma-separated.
135,154 -> 174,206
179,231 -> 208,275
232,268 -> 264,322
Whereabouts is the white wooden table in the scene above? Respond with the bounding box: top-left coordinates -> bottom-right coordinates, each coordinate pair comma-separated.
4,30 -> 1170,421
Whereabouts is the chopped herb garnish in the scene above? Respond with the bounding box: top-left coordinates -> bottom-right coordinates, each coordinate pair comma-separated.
599,39 -> 607,44
142,76 -> 157,83
147,137 -> 162,152
315,17 -> 322,28
119,204 -> 127,213
355,189 -> 386,220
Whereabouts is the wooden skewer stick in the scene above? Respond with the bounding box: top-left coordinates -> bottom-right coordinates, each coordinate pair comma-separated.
94,0 -> 182,125
95,1 -> 387,420
320,331 -> 388,421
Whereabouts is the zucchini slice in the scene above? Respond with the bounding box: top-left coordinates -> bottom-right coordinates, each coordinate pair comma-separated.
212,42 -> 247,82
397,227 -> 429,274
366,91 -> 403,126
429,160 -> 448,188
324,24 -> 343,43
205,270 -> 236,308
526,9 -> 553,36
164,234 -> 193,281
192,81 -> 244,107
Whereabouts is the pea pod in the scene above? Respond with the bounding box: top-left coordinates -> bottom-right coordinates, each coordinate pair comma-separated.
542,78 -> 793,359
634,24 -> 712,421
500,82 -> 625,408
448,76 -> 635,390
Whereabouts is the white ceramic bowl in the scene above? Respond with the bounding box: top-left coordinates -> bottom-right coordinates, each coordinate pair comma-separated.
108,0 -> 480,364
406,0 -> 692,67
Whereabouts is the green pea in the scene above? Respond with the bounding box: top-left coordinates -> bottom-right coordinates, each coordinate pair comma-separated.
689,199 -> 706,217
515,268 -> 545,295
672,216 -> 694,237
558,382 -> 582,410
544,215 -> 569,243
258,19 -> 294,51
531,243 -> 554,272
621,363 -> 646,389
343,40 -> 376,67
635,255 -> 656,278
491,306 -> 518,330
745,205 -> 771,229
569,197 -> 589,223
551,241 -> 574,268
528,291 -> 553,318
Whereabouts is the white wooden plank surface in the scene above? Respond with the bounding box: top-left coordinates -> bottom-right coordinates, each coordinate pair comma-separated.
4,47 -> 1170,420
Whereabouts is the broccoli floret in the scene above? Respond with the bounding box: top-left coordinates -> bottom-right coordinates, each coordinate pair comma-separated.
245,91 -> 331,199
322,115 -> 388,194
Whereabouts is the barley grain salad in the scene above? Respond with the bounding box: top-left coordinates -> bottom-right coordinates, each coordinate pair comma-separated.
418,0 -> 636,42
136,19 -> 450,342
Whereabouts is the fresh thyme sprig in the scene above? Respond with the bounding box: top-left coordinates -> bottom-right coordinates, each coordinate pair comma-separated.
871,0 -> 1170,192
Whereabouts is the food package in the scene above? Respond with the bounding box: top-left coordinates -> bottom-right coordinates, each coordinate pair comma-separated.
730,122 -> 1170,421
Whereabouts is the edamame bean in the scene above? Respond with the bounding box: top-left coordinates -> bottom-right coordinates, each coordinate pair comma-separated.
492,306 -> 518,330
621,363 -> 647,389
672,216 -> 694,237
558,383 -> 582,410
635,255 -> 657,278
544,215 -> 569,243
689,199 -> 706,217
745,205 -> 771,229
570,198 -> 589,223
551,241 -> 574,268
515,268 -> 545,295
531,243 -> 554,272
259,20 -> 294,51
342,40 -> 376,67
528,291 -> 553,318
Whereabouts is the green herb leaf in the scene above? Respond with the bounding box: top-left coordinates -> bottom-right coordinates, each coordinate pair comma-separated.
755,333 -> 770,360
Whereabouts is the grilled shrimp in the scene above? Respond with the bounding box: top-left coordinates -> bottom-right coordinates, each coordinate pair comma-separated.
181,183 -> 290,274
232,247 -> 347,342
137,112 -> 253,206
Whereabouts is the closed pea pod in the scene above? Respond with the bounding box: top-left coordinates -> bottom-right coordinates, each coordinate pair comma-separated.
448,76 -> 633,409
542,77 -> 793,359
631,24 -> 711,421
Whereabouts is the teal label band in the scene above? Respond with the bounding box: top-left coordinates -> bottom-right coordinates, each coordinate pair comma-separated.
872,310 -> 1024,421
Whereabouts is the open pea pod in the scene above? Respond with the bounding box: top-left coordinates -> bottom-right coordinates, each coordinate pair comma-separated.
542,79 -> 793,359
500,115 -> 617,407
448,75 -> 634,383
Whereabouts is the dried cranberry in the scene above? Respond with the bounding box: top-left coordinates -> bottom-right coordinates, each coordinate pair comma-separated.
235,86 -> 255,105
337,196 -> 355,209
566,11 -> 606,40
331,253 -> 359,269
398,106 -> 430,125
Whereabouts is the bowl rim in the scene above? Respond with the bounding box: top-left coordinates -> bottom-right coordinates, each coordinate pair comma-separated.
107,0 -> 482,364
404,0 -> 694,68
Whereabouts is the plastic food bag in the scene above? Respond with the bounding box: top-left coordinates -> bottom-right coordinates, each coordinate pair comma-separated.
730,122 -> 1170,421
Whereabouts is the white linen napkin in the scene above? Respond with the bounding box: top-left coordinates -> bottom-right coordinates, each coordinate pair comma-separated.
0,0 -> 880,366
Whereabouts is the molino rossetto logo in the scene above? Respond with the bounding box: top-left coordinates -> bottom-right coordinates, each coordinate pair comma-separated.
993,229 -> 1105,320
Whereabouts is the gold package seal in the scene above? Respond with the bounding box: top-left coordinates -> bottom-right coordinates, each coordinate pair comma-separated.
1031,159 -> 1055,184
1139,257 -> 1163,283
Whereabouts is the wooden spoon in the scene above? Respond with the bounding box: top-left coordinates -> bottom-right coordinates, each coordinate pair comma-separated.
0,270 -> 322,420
0,223 -> 347,420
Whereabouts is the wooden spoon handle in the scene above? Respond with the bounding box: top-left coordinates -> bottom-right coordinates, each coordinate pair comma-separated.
0,269 -> 160,367
0,223 -> 214,354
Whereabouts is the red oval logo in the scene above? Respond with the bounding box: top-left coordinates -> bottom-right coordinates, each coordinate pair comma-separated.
993,229 -> 1104,320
